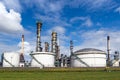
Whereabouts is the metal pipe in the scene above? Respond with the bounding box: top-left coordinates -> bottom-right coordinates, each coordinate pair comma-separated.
36,21 -> 42,52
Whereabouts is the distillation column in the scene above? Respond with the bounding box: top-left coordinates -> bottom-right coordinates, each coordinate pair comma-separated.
36,21 -> 42,52
51,32 -> 60,60
45,42 -> 49,52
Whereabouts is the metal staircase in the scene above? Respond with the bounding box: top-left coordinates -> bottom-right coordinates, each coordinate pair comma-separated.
72,54 -> 90,67
3,57 -> 15,67
30,54 -> 44,68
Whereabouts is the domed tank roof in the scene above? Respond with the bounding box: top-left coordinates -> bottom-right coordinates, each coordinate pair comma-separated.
74,48 -> 106,54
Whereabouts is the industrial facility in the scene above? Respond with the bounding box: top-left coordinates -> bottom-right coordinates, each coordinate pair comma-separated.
0,21 -> 120,68
71,48 -> 106,67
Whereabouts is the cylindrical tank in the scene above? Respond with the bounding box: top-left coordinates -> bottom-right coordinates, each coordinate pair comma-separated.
71,48 -> 106,67
30,52 -> 55,68
2,52 -> 20,67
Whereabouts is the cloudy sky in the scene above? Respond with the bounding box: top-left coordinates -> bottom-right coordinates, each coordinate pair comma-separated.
0,0 -> 120,60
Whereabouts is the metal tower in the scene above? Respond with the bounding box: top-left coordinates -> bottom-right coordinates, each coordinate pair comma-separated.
36,21 -> 42,52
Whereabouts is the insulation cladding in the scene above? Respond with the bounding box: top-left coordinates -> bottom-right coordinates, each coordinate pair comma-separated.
30,52 -> 55,68
2,52 -> 20,67
71,48 -> 106,67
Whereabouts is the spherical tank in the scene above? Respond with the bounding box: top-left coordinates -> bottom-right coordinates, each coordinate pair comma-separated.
30,52 -> 55,68
2,52 -> 20,67
71,48 -> 106,67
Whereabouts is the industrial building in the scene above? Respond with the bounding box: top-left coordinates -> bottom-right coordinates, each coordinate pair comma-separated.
30,21 -> 56,68
1,34 -> 25,67
0,21 -> 120,68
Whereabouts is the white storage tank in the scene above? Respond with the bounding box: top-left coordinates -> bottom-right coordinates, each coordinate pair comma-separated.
30,52 -> 55,68
2,52 -> 20,67
71,48 -> 106,67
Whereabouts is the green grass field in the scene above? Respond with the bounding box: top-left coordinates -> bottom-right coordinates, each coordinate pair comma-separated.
0,71 -> 120,80
0,68 -> 120,80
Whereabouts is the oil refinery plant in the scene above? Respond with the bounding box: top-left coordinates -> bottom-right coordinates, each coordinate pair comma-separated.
0,21 -> 120,68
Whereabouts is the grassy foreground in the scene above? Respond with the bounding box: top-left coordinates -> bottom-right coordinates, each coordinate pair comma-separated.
0,68 -> 120,80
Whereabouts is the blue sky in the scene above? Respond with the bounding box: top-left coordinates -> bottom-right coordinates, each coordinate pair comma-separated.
1,0 -> 120,60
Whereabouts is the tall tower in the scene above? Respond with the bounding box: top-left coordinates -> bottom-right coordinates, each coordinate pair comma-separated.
70,40 -> 73,67
107,36 -> 110,62
36,21 -> 42,52
51,31 -> 57,53
56,45 -> 60,60
107,36 -> 110,67
21,35 -> 24,55
70,40 -> 73,55
19,35 -> 25,67
51,31 -> 60,60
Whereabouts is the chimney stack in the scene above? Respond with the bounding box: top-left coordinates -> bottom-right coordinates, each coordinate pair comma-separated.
107,36 -> 110,64
20,35 -> 25,63
21,35 -> 24,55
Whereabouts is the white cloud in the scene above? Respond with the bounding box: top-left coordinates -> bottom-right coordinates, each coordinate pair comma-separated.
70,17 -> 86,22
21,0 -> 117,13
81,18 -> 93,27
1,0 -> 21,12
48,26 -> 66,34
18,41 -> 34,55
69,0 -> 117,11
73,29 -> 120,55
52,26 -> 66,34
115,7 -> 120,13
96,22 -> 102,26
22,0 -> 64,14
0,43 -> 19,53
0,2 -> 24,34
70,16 -> 93,27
